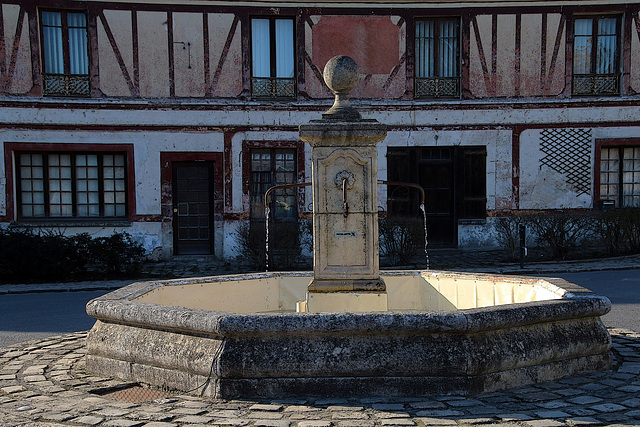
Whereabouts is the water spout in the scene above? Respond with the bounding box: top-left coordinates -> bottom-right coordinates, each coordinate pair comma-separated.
419,203 -> 429,269
342,176 -> 349,218
265,205 -> 270,272
377,181 -> 429,268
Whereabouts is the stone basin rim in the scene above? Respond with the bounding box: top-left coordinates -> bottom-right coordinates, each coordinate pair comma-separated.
86,270 -> 611,338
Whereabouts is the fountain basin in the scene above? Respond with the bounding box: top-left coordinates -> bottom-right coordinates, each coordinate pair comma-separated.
85,270 -> 612,398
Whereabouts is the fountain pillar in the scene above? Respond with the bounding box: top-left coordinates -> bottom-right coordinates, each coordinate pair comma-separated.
299,56 -> 387,312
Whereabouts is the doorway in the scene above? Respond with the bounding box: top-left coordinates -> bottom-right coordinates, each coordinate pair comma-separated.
172,162 -> 215,255
387,146 -> 486,247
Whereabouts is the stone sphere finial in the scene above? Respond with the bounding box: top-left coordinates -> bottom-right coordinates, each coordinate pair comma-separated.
322,55 -> 362,121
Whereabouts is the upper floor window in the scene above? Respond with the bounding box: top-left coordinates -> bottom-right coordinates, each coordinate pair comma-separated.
17,152 -> 127,220
573,16 -> 620,96
415,18 -> 460,99
251,17 -> 295,99
40,10 -> 89,97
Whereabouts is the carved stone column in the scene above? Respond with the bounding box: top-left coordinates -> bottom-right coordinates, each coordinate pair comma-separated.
298,56 -> 387,312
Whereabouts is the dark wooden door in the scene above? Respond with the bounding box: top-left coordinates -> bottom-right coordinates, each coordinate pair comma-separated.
418,148 -> 456,246
387,147 -> 456,247
173,163 -> 214,255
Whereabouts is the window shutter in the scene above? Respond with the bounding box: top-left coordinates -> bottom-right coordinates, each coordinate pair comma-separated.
457,147 -> 486,219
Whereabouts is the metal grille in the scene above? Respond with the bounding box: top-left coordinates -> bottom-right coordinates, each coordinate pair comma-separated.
572,74 -> 619,95
415,77 -> 460,98
43,74 -> 90,96
95,385 -> 173,403
540,128 -> 592,196
252,77 -> 295,98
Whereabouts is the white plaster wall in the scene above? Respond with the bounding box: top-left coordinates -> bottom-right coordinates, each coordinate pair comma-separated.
3,103 -> 640,257
0,129 -> 224,217
2,101 -> 640,129
519,128 -> 592,209
459,217 -> 500,249
0,129 -> 223,255
520,126 -> 640,209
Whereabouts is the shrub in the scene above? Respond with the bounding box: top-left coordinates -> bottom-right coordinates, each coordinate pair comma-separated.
379,216 -> 425,266
494,213 -> 532,260
88,232 -> 145,274
234,220 -> 307,271
595,208 -> 640,255
527,211 -> 595,259
0,229 -> 144,283
596,210 -> 626,255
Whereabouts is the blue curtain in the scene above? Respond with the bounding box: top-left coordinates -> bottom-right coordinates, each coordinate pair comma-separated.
68,13 -> 88,75
597,18 -> 617,74
574,19 -> 593,74
42,12 -> 64,74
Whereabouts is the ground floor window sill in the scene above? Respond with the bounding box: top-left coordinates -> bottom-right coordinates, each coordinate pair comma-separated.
10,220 -> 133,228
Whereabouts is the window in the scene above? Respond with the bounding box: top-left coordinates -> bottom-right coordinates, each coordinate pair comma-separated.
573,16 -> 620,96
599,146 -> 640,208
415,18 -> 460,98
40,10 -> 89,96
17,152 -> 127,219
250,148 -> 297,218
251,17 -> 295,98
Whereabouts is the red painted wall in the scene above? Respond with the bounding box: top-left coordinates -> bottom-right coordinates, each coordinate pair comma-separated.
312,16 -> 400,75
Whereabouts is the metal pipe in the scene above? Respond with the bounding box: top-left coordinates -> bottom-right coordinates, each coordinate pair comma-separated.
378,181 -> 425,206
264,182 -> 311,271
264,182 -> 312,211
342,177 -> 349,218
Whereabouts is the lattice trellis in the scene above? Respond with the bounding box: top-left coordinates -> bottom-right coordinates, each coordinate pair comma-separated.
540,128 -> 592,196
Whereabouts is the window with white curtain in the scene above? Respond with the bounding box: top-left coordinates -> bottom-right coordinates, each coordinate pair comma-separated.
415,18 -> 460,98
573,16 -> 620,96
40,10 -> 90,97
251,17 -> 295,98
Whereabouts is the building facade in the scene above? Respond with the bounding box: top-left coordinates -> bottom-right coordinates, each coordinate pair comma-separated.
1,0 -> 640,259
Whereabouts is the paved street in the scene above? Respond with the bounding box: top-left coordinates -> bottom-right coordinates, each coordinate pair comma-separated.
0,328 -> 639,426
544,269 -> 640,333
0,290 -> 110,348
0,265 -> 639,426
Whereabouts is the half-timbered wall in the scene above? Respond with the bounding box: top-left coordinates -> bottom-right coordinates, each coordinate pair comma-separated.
2,2 -> 640,99
469,14 -> 566,98
2,1 -> 640,258
0,4 -> 32,94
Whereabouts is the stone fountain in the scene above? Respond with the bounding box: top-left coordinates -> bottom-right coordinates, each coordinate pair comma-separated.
85,56 -> 612,399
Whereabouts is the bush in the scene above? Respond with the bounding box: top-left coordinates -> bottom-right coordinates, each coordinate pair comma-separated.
523,212 -> 595,260
595,208 -> 640,255
0,229 -> 145,283
234,220 -> 307,271
494,213 -> 532,260
379,216 -> 425,266
88,232 -> 145,274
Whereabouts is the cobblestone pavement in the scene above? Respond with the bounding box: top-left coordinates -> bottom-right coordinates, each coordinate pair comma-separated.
1,329 -> 639,427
